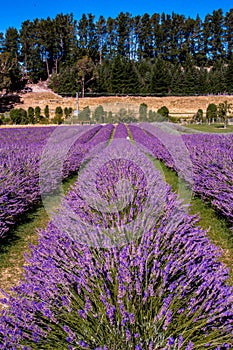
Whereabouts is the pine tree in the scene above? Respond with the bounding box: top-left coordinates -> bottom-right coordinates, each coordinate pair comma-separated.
225,55 -> 233,92
115,12 -> 132,58
106,17 -> 116,59
209,9 -> 224,62
27,107 -> 35,124
2,27 -> 22,90
225,9 -> 233,60
44,105 -> 50,120
138,13 -> 153,59
96,16 -> 107,64
150,57 -> 170,94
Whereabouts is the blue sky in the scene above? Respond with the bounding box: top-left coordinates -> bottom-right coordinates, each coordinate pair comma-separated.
1,0 -> 233,33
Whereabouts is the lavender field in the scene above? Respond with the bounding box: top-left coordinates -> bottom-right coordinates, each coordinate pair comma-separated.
0,123 -> 233,349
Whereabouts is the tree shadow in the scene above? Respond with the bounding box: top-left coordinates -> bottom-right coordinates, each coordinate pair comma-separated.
0,94 -> 22,113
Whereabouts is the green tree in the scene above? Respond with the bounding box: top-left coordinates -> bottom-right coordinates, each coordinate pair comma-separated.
35,106 -> 41,123
115,12 -> 132,58
218,101 -> 232,128
225,55 -> 233,93
108,55 -> 125,93
76,56 -> 97,97
93,105 -> 105,123
47,13 -> 78,73
206,103 -> 217,124
64,107 -> 73,119
209,9 -> 224,62
78,106 -> 91,123
148,110 -> 155,122
225,9 -> 233,60
44,105 -> 50,120
138,13 -> 153,59
106,17 -> 116,59
96,15 -> 107,64
109,56 -> 140,93
193,109 -> 203,123
183,54 -> 197,94
10,108 -> 27,124
27,106 -> 35,124
2,27 -> 22,90
150,57 -> 170,94
0,52 -> 19,92
77,14 -> 89,57
139,103 -> 148,121
48,64 -> 80,95
208,59 -> 226,94
86,13 -> 99,61
157,105 -> 169,119
20,19 -> 45,82
106,111 -> 113,123
52,106 -> 63,124
55,106 -> 63,118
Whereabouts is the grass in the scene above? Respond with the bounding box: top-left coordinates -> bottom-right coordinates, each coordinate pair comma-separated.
184,123 -> 233,133
0,206 -> 49,295
153,159 -> 233,284
0,173 -> 80,302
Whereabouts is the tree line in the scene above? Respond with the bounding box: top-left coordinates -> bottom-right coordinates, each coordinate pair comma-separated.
1,101 -> 231,128
1,10 -> 233,95
0,103 -> 168,125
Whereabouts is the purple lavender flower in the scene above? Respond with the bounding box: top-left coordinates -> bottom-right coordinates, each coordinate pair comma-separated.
0,125 -> 233,350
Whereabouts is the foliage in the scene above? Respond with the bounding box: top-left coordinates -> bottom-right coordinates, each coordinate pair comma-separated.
64,107 -> 73,119
9,107 -> 27,124
76,56 -> 97,97
44,105 -> 49,119
193,108 -> 204,123
93,105 -> 106,123
157,106 -> 169,119
34,106 -> 41,123
217,100 -> 232,128
5,10 -> 233,94
78,106 -> 91,122
206,103 -> 217,124
139,103 -> 148,121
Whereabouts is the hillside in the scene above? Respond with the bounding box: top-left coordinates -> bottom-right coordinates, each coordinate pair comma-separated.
12,83 -> 233,119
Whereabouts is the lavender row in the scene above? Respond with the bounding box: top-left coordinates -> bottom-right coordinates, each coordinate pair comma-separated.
1,127 -> 56,237
0,139 -> 232,348
130,123 -> 233,225
182,133 -> 233,224
113,123 -> 129,139
128,124 -> 175,169
0,125 -> 114,238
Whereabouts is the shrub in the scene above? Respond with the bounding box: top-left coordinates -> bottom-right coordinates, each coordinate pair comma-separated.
9,108 -> 28,124
157,106 -> 169,119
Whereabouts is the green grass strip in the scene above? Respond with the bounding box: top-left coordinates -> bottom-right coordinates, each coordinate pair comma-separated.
183,123 -> 233,133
